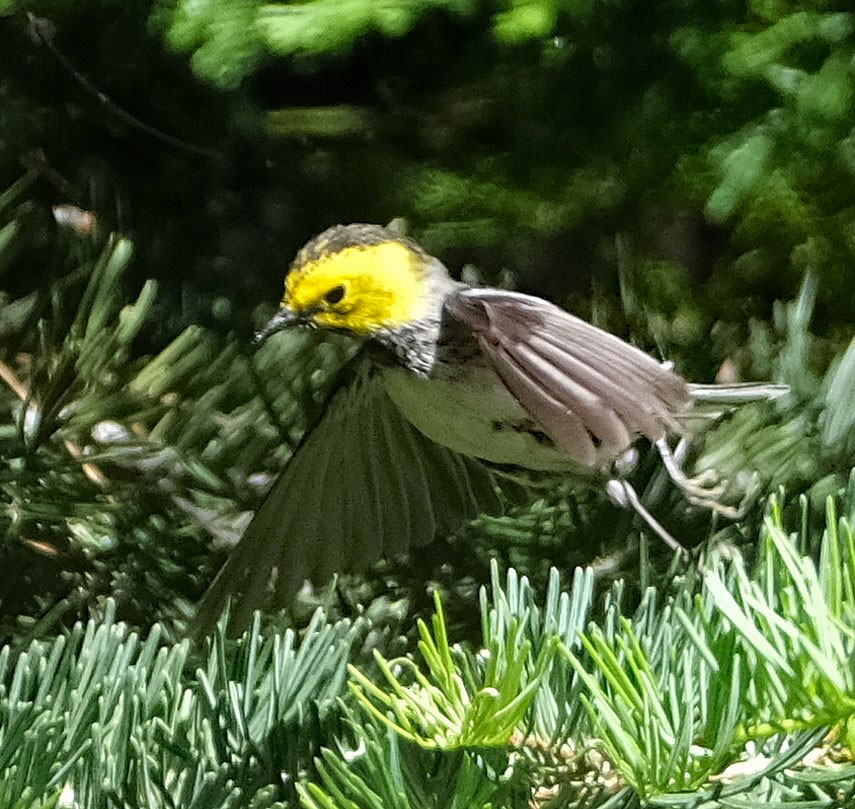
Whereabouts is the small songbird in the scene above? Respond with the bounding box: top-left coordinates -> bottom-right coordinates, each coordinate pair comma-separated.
195,223 -> 785,630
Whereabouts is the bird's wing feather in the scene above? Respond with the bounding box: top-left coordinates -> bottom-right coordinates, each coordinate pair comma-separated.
445,288 -> 691,468
194,358 -> 501,633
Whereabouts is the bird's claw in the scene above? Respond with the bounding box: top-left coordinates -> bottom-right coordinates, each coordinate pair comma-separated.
655,437 -> 747,517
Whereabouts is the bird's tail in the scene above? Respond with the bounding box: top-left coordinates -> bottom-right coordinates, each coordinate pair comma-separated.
642,381 -> 791,521
608,381 -> 790,548
688,382 -> 790,404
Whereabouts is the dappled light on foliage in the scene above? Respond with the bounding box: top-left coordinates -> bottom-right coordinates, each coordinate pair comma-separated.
0,0 -> 854,805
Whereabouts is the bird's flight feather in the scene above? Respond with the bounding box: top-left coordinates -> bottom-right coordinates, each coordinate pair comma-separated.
446,288 -> 692,469
193,359 -> 501,633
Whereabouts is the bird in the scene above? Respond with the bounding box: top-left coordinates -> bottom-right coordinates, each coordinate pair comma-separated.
194,222 -> 786,631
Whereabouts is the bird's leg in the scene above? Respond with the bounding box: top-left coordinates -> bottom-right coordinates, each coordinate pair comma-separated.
655,437 -> 753,518
667,436 -> 721,487
606,478 -> 687,555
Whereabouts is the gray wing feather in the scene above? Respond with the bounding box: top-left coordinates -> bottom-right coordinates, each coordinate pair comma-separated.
194,360 -> 500,633
353,407 -> 391,563
526,334 -> 660,440
514,339 -> 633,452
419,439 -> 484,530
446,288 -> 691,468
496,342 -> 600,466
378,399 -> 436,546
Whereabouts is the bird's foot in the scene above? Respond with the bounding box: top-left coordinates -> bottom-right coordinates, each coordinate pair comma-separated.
655,437 -> 752,519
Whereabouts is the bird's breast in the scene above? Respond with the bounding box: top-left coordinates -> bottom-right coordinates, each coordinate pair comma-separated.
380,361 -> 580,472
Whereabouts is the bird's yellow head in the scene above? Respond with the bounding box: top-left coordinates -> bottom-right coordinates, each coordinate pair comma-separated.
264,224 -> 437,339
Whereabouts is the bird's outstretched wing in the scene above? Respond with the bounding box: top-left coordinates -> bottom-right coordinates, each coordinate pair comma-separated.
193,357 -> 501,634
445,288 -> 692,470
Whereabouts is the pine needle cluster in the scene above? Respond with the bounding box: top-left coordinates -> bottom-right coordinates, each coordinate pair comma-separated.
1,173 -> 855,806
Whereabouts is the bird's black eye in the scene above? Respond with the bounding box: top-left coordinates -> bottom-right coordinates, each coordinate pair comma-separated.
324,285 -> 346,305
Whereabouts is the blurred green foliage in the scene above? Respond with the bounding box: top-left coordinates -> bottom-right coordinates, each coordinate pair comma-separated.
2,0 -> 852,348
0,3 -> 853,804
151,0 -> 855,327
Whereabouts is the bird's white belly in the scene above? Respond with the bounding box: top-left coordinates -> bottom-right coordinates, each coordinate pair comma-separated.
381,366 -> 575,471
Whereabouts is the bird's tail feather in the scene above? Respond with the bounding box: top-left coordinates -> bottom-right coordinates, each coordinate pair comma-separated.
688,382 -> 790,404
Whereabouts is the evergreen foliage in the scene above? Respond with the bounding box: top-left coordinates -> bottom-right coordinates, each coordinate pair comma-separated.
3,1 -> 853,333
287,488 -> 855,807
1,1 -> 854,806
1,201 -> 850,642
149,0 -> 855,330
0,205 -> 356,637
1,486 -> 854,807
0,602 -> 359,808
1,158 -> 854,805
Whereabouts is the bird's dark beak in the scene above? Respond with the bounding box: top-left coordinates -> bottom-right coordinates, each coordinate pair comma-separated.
254,306 -> 301,345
